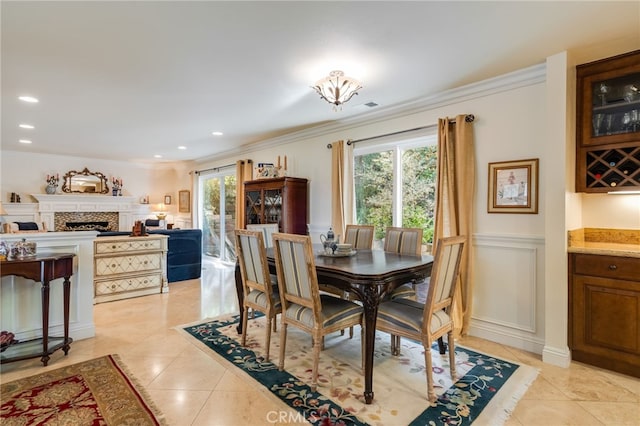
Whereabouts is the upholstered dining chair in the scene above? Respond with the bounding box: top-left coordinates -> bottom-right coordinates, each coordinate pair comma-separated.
272,232 -> 364,391
246,223 -> 279,248
234,229 -> 282,362
384,226 -> 423,300
344,224 -> 375,250
375,235 -> 466,402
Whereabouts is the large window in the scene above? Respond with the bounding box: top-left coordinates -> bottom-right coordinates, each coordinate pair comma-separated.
354,132 -> 437,252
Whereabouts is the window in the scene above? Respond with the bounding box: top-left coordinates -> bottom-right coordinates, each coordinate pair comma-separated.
353,130 -> 437,252
198,171 -> 237,262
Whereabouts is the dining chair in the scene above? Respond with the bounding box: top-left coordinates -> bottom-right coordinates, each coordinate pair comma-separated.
234,229 -> 282,362
384,226 -> 423,300
246,223 -> 279,248
272,232 -> 364,391
344,224 -> 375,250
375,235 -> 466,401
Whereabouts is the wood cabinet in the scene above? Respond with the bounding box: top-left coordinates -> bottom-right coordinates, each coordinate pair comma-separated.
568,253 -> 640,377
576,50 -> 640,192
94,235 -> 168,303
244,177 -> 308,235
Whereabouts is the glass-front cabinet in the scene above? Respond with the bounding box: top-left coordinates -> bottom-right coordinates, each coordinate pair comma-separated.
576,50 -> 640,192
244,177 -> 308,234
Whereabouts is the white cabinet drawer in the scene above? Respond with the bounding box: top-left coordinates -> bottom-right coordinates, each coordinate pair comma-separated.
95,238 -> 163,254
95,253 -> 162,276
95,274 -> 162,295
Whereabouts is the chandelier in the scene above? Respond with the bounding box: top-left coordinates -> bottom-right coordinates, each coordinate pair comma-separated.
312,70 -> 362,110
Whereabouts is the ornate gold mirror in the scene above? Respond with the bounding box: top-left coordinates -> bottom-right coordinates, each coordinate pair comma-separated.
62,168 -> 109,194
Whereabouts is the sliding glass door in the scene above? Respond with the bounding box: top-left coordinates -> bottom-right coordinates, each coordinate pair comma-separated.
198,171 -> 237,263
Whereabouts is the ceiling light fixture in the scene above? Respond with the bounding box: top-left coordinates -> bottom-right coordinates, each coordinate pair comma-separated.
178,146 -> 186,150
19,124 -> 35,129
212,131 -> 223,136
19,139 -> 32,144
312,70 -> 362,111
18,96 -> 39,103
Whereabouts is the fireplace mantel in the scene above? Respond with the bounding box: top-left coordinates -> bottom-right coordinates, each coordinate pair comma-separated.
31,194 -> 139,231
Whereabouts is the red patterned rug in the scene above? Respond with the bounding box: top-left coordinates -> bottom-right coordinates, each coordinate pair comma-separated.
0,354 -> 166,425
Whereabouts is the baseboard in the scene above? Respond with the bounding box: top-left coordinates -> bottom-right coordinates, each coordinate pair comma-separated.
468,319 -> 545,354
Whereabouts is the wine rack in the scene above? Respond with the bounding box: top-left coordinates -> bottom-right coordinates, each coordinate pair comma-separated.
583,145 -> 640,191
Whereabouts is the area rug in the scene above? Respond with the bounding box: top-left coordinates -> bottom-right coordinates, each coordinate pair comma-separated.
0,354 -> 166,425
180,314 -> 538,426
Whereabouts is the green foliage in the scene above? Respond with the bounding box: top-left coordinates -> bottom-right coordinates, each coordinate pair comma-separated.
355,144 -> 437,244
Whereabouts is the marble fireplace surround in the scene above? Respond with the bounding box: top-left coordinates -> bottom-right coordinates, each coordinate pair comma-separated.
32,194 -> 139,232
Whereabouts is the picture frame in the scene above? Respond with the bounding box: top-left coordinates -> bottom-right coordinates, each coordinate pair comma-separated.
164,195 -> 172,205
178,190 -> 190,213
488,158 -> 539,214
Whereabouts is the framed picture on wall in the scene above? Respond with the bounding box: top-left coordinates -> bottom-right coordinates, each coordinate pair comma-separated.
488,158 -> 539,214
164,195 -> 172,205
178,190 -> 190,213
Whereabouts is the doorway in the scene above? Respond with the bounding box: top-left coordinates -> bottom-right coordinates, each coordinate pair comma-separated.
198,171 -> 237,263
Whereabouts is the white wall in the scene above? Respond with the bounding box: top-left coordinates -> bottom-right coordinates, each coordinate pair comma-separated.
0,151 -> 194,223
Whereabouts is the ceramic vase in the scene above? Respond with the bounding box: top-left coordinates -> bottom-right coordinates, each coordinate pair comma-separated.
46,184 -> 57,194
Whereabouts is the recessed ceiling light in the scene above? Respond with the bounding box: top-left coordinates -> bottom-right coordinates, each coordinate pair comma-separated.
19,123 -> 35,129
177,146 -> 186,150
18,96 -> 39,103
19,139 -> 32,144
154,154 -> 162,158
212,131 -> 223,136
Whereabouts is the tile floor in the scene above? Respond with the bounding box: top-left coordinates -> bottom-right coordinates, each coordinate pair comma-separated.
1,258 -> 638,425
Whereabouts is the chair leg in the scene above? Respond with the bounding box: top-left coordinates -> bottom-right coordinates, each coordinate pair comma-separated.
447,332 -> 457,381
311,331 -> 322,391
349,326 -> 354,339
241,307 -> 249,347
437,336 -> 446,355
390,334 -> 401,356
424,342 -> 437,402
278,322 -> 288,371
264,316 -> 272,362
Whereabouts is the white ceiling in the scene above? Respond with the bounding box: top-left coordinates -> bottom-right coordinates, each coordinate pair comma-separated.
2,1 -> 639,164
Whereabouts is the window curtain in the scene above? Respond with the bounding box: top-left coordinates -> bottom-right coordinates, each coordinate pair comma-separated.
434,115 -> 475,336
235,159 -> 253,229
330,140 -> 353,238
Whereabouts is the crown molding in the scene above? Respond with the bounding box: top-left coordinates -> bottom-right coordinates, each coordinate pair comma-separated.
196,62 -> 547,164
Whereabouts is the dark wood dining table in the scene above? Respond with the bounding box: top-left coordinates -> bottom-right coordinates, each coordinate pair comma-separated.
234,245 -> 433,404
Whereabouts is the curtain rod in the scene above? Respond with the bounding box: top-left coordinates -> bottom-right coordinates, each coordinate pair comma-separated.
194,163 -> 237,175
326,114 -> 475,148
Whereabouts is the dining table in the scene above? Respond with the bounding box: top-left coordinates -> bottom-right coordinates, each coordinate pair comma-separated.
234,244 -> 434,405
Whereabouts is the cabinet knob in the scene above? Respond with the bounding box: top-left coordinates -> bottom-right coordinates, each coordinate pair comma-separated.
608,264 -> 617,270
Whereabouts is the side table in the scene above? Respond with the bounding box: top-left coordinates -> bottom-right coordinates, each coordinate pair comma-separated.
0,253 -> 75,366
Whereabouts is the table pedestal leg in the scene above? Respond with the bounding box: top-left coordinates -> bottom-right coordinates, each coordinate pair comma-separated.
362,285 -> 380,404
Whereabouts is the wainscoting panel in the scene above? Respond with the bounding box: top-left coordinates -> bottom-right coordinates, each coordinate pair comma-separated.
470,233 -> 545,354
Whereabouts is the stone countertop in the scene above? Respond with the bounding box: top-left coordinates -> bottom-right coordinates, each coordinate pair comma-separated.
568,228 -> 640,258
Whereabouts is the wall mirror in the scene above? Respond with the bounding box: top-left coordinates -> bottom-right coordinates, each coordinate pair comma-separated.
62,167 -> 109,194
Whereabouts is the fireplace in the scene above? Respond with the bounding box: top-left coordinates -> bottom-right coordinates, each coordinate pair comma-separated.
32,194 -> 139,232
55,212 -> 119,232
64,221 -> 112,232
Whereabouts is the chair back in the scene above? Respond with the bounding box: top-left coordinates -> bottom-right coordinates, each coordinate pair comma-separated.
344,224 -> 374,249
422,235 -> 466,334
384,227 -> 423,255
246,223 -> 279,248
272,232 -> 322,324
234,229 -> 275,303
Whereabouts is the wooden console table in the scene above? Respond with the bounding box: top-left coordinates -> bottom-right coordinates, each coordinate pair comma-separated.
0,253 -> 75,366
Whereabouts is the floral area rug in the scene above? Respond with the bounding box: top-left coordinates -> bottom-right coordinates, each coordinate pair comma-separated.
181,314 -> 538,426
0,354 -> 166,425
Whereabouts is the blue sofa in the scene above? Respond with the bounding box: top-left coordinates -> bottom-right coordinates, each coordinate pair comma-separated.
98,229 -> 202,283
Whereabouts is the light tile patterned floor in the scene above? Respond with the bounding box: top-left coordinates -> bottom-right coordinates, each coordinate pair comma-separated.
1,257 -> 638,425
